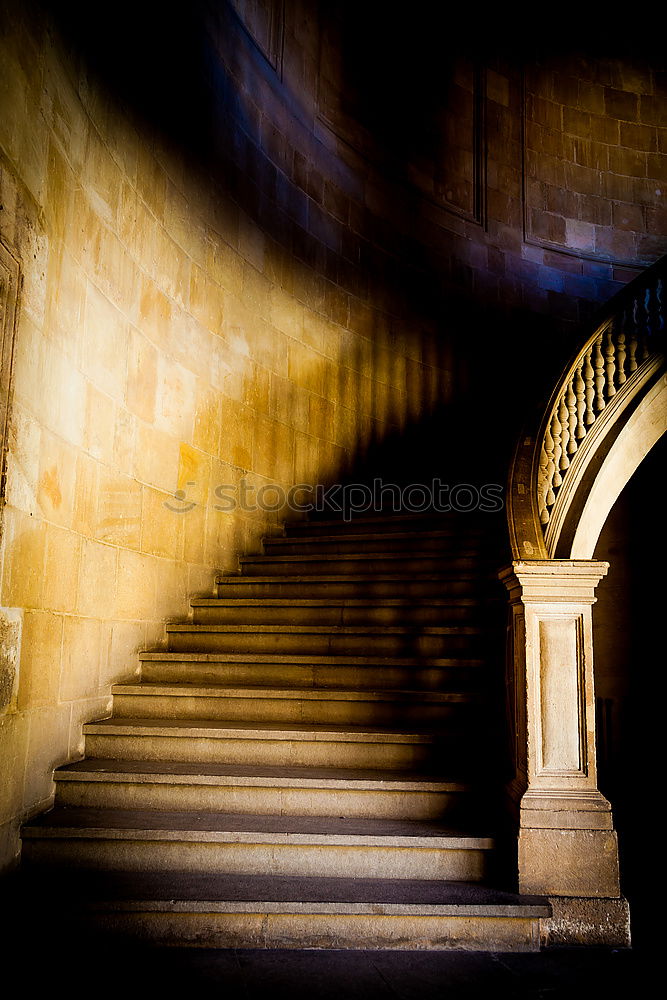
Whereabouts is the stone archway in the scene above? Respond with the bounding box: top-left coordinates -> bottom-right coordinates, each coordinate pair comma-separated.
592,432 -> 667,946
502,259 -> 666,946
571,377 -> 667,558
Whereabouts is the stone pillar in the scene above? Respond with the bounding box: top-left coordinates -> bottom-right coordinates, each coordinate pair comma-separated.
500,561 -> 629,944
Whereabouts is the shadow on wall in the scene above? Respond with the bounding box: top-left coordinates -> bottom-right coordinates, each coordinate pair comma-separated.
36,0 -> 660,498
40,0 -> 578,378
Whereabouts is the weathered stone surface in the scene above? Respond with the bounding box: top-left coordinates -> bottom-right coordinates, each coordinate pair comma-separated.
519,828 -> 621,898
0,608 -> 21,712
540,896 -> 631,947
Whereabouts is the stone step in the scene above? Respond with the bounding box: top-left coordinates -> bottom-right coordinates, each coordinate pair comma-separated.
138,652 -> 486,690
53,760 -> 475,820
109,683 -> 481,727
283,512 -> 496,536
17,501 -> 515,951
21,809 -> 494,880
30,871 -> 549,950
165,623 -> 486,656
81,718 -> 477,770
262,532 -> 491,556
190,597 -> 484,626
215,574 -> 490,600
238,553 -> 490,576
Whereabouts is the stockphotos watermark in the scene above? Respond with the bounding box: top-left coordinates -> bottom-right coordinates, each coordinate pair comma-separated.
165,478 -> 504,521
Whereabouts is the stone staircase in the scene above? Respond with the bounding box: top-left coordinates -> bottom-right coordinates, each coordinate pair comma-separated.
21,511 -> 550,950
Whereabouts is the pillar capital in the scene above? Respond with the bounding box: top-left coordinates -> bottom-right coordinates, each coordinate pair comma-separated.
499,559 -> 609,604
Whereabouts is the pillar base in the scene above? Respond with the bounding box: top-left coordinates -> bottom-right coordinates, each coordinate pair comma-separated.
520,788 -> 614,829
519,827 -> 621,897
540,896 -> 631,948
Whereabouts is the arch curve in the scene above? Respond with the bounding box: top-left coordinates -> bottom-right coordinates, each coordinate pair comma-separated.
570,373 -> 667,558
507,255 -> 667,563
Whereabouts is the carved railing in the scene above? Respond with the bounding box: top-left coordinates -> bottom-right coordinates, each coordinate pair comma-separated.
508,256 -> 667,560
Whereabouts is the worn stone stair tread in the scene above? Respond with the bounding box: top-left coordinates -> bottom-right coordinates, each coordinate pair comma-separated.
215,573 -> 486,583
139,651 -> 485,666
262,522 -> 488,544
44,869 -> 549,914
54,758 -> 472,790
82,717 -> 443,742
283,512 -> 496,532
270,530 -> 488,545
239,552 -> 489,564
262,540 -> 488,554
165,623 -> 482,635
23,808 -> 494,847
111,683 -> 479,702
192,597 -> 482,607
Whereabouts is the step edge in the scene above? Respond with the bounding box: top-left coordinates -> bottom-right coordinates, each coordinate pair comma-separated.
22,826 -> 495,848
138,653 -> 485,665
82,721 -> 440,742
191,599 -> 481,608
85,899 -> 550,917
53,769 -> 471,791
164,624 -> 483,635
111,684 -> 477,702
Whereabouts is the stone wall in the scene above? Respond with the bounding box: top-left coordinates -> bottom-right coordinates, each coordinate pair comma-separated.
0,0 -> 461,871
525,54 -> 667,265
0,0 -> 664,870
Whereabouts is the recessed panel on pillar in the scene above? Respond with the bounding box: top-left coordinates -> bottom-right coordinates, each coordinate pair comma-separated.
537,615 -> 586,776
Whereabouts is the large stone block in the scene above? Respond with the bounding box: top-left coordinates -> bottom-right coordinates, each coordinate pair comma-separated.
540,896 -> 631,947
95,469 -> 142,549
519,828 -> 621,897
77,538 -> 118,618
17,611 -> 63,709
42,525 -> 81,613
60,615 -> 102,702
114,549 -> 157,621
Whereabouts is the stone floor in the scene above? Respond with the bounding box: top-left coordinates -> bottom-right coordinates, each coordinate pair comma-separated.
2,907 -> 648,1000
20,940 -> 644,998
2,868 -> 651,997
153,945 -> 654,998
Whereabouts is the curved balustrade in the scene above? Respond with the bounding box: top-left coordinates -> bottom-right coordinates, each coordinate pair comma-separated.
508,256 -> 667,560
501,256 -> 665,932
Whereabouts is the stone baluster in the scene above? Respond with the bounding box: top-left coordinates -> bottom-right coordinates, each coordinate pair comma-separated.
583,346 -> 595,426
616,325 -> 627,387
558,395 -> 570,472
627,331 -> 638,374
566,379 -> 577,456
604,326 -> 616,399
551,408 -> 563,490
574,360 -> 586,441
543,422 -> 556,511
593,334 -> 606,412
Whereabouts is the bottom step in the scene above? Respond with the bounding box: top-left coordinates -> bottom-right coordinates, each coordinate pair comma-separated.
28,870 -> 551,951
